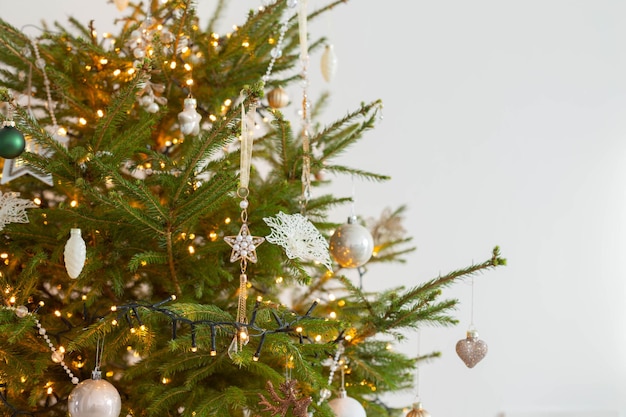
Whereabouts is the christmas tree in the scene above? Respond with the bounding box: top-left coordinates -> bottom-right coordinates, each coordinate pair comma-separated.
0,1 -> 505,416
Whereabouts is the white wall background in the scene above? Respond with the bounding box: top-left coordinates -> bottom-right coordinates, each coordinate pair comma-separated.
3,1 -> 626,416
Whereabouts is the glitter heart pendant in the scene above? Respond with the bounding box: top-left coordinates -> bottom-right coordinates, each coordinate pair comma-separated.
455,329 -> 488,368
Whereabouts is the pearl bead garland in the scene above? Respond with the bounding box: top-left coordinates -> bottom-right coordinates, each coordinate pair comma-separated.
10,305 -> 80,385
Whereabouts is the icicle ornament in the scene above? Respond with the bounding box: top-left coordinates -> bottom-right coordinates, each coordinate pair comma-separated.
64,228 -> 86,279
321,44 -> 338,82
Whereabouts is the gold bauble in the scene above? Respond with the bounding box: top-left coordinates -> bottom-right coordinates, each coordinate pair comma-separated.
267,87 -> 289,109
406,402 -> 431,417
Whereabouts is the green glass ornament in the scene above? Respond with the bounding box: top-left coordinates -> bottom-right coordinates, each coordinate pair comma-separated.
0,124 -> 26,159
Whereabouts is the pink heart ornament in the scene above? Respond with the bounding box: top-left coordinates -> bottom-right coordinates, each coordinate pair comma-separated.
455,329 -> 488,368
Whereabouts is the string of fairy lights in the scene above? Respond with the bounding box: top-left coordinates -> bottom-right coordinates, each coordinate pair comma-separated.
0,1 -> 390,415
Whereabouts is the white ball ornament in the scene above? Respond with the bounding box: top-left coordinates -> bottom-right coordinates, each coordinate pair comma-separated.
328,389 -> 366,417
68,372 -> 121,417
64,228 -> 86,279
329,216 -> 374,268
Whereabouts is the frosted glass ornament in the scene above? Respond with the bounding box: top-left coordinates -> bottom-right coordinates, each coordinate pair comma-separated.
329,216 -> 374,268
178,98 -> 202,136
455,328 -> 488,368
64,228 -> 86,279
321,44 -> 338,82
328,389 -> 366,417
68,372 -> 121,417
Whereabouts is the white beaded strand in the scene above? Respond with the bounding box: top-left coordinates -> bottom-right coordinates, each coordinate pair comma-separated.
317,341 -> 344,405
31,40 -> 58,127
9,305 -> 80,385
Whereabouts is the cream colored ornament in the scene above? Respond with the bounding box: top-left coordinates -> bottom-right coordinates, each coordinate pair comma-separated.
328,389 -> 366,417
267,87 -> 289,109
64,228 -> 86,279
113,0 -> 129,12
321,44 -> 338,82
406,402 -> 431,417
329,216 -> 374,268
178,97 -> 202,136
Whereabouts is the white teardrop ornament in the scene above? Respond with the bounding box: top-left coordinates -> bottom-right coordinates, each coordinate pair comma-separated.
321,44 -> 338,82
64,228 -> 86,279
178,97 -> 202,136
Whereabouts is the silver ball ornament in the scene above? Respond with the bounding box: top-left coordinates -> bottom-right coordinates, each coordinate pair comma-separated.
68,373 -> 121,417
328,389 -> 366,417
329,216 -> 374,268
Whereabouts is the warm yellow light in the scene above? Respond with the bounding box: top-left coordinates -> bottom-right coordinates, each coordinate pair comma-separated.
162,377 -> 170,384
208,231 -> 217,241
113,69 -> 121,76
130,327 -> 136,334
210,350 -> 217,356
99,58 -> 108,65
106,371 -> 114,378
295,326 -> 303,333
82,295 -> 87,301
97,109 -> 104,117
170,61 -> 176,69
59,346 -> 66,354
9,296 -> 16,304
188,245 -> 195,255
268,37 -> 276,45
139,325 -> 146,331
191,346 -> 198,353
209,114 -> 217,122
78,118 -> 87,126
47,387 -> 53,395
140,260 -> 147,266
224,217 -> 231,224
0,253 -> 8,259
112,319 -> 118,326
337,300 -> 346,307
57,127 -> 67,136
54,310 -> 61,317
128,68 -> 136,75
70,200 -> 78,208
275,276 -> 283,284
239,330 -> 248,340
224,99 -> 232,106
85,65 -> 92,71
328,293 -> 336,301
188,233 -> 196,239
315,334 -> 322,342
186,79 -> 194,86
242,41 -> 250,48
345,335 -> 352,341
180,46 -> 189,54
111,306 -> 117,312
329,311 -> 337,319
20,376 -> 26,383
184,63 -> 192,71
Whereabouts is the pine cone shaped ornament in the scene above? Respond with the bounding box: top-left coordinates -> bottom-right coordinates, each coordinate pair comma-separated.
64,228 -> 86,279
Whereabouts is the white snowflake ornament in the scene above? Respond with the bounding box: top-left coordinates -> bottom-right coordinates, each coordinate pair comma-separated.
0,191 -> 37,231
263,212 -> 332,271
